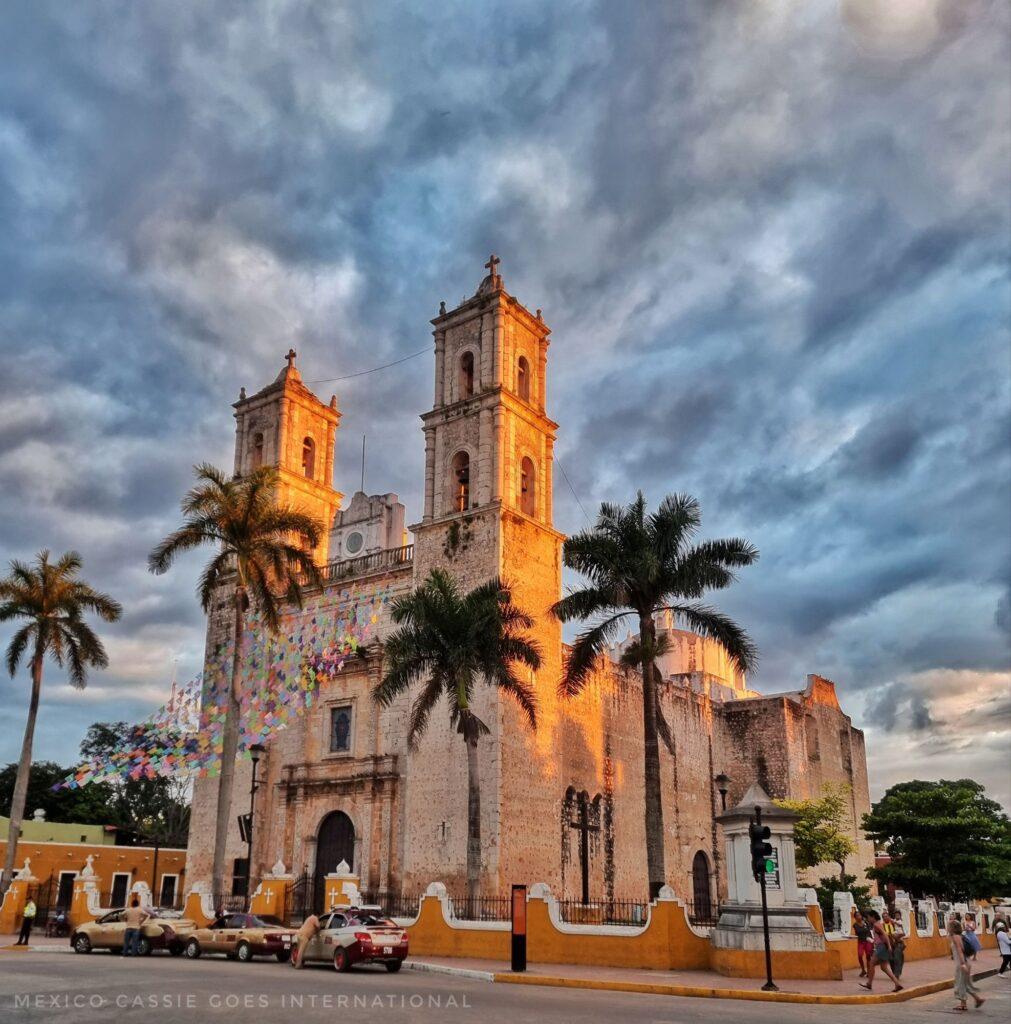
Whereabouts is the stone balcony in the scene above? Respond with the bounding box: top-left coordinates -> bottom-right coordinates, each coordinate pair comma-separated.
317,543 -> 414,586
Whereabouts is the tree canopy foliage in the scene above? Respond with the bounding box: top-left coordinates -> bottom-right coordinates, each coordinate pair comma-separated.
862,779 -> 1011,900
776,783 -> 857,881
1,721 -> 190,848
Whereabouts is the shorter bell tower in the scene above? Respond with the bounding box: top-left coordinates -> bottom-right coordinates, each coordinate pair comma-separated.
232,349 -> 342,563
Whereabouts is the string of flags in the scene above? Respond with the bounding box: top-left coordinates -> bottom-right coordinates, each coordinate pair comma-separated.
55,586 -> 389,789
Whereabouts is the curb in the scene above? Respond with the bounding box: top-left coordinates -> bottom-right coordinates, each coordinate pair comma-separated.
0,944 -> 73,954
490,967 -> 1000,1005
403,961 -> 495,982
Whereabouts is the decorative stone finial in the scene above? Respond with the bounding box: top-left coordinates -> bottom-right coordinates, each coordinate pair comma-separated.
536,309 -> 543,321
329,395 -> 337,410
334,859 -> 351,875
239,386 -> 246,400
81,854 -> 96,879
270,859 -> 287,877
439,300 -> 447,315
15,858 -> 32,880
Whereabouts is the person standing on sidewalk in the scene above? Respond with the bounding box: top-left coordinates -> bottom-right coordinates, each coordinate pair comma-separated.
122,897 -> 149,956
884,909 -> 906,978
15,898 -> 36,945
947,920 -> 985,1011
853,910 -> 873,977
860,910 -> 903,993
996,922 -> 1011,975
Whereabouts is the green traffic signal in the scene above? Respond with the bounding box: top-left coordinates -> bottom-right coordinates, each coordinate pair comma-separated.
764,858 -> 776,874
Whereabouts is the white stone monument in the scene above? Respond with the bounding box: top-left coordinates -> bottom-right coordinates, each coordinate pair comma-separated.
711,783 -> 824,952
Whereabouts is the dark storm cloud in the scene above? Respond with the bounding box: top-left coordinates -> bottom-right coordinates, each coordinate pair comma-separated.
0,0 -> 1008,805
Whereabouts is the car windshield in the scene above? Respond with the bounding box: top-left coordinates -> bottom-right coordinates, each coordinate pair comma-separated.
352,914 -> 396,927
100,911 -> 125,923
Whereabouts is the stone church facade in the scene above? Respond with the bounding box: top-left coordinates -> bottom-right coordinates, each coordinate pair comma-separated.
185,260 -> 874,909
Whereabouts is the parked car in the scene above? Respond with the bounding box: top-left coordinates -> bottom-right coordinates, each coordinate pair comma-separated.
184,913 -> 296,962
71,909 -> 195,955
294,908 -> 408,972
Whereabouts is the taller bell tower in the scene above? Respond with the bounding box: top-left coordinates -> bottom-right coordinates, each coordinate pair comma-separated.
403,257 -> 566,893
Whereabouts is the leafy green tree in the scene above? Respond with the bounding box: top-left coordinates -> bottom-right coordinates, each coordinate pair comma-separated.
149,464 -> 323,897
0,760 -> 116,828
814,872 -> 872,924
776,783 -> 857,882
0,551 -> 121,886
862,779 -> 1011,900
551,492 -> 757,897
373,569 -> 540,906
79,722 -> 191,848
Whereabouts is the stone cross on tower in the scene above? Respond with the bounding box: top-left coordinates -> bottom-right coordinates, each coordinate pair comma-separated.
285,347 -> 297,370
484,253 -> 501,277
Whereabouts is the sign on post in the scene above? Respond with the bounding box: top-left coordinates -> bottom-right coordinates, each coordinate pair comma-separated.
511,884 -> 527,972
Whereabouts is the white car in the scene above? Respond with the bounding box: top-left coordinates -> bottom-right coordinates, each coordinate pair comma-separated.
293,908 -> 409,972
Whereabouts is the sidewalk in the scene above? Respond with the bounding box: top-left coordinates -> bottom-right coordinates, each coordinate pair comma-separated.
404,947 -> 1004,1005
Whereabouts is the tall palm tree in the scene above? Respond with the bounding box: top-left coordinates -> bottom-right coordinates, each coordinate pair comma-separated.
372,569 -> 541,907
0,551 -> 121,887
149,463 -> 323,899
552,492 -> 758,898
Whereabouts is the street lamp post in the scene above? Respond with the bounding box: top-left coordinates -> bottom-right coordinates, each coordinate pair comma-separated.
715,773 -> 731,812
245,744 -> 266,912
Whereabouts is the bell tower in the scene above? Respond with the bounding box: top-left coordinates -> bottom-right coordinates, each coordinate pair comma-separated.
404,257 -> 565,893
232,348 -> 342,563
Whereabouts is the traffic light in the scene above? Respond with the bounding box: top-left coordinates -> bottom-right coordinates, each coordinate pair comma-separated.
749,820 -> 774,882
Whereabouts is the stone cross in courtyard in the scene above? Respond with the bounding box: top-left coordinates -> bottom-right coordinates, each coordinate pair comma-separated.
569,790 -> 599,905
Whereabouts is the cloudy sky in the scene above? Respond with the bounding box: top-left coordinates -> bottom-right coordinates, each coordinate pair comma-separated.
1,0 -> 1008,809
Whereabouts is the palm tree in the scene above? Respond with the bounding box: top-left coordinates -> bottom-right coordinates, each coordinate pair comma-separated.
0,551 -> 121,887
372,569 -> 541,907
552,492 -> 758,898
149,463 -> 323,899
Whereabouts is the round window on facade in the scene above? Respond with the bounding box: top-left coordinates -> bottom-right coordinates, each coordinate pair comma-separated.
345,531 -> 364,555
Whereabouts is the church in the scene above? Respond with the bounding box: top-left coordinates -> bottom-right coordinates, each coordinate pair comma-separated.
185,258 -> 874,912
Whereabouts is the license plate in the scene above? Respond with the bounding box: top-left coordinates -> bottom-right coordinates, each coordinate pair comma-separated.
383,946 -> 393,955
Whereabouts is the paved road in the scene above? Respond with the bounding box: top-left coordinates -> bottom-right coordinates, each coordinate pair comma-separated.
0,951 -> 1006,1023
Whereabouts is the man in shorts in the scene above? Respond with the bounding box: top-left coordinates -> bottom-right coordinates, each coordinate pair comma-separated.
853,909 -> 873,977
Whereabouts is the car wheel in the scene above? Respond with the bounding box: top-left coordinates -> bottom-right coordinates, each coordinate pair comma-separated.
333,947 -> 350,972
72,934 -> 92,954
276,950 -> 291,963
184,939 -> 201,959
236,941 -> 253,963
168,942 -> 185,957
137,937 -> 152,956
385,960 -> 403,973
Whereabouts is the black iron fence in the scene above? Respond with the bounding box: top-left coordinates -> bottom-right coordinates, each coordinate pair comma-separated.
684,898 -> 721,929
557,897 -> 650,926
211,893 -> 247,916
358,890 -> 426,919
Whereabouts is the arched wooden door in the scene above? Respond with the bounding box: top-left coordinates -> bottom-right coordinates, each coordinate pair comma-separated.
314,811 -> 355,912
691,850 -> 712,920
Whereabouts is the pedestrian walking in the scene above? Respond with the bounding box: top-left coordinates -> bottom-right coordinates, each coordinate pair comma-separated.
884,909 -> 906,978
853,909 -> 873,977
963,916 -> 981,961
859,910 -> 903,993
997,922 -> 1011,976
291,913 -> 320,969
15,898 -> 36,945
948,920 -> 985,1011
122,897 -> 150,956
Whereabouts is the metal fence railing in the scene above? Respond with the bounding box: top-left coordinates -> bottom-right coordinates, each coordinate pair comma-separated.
685,898 -> 721,929
557,897 -> 650,926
